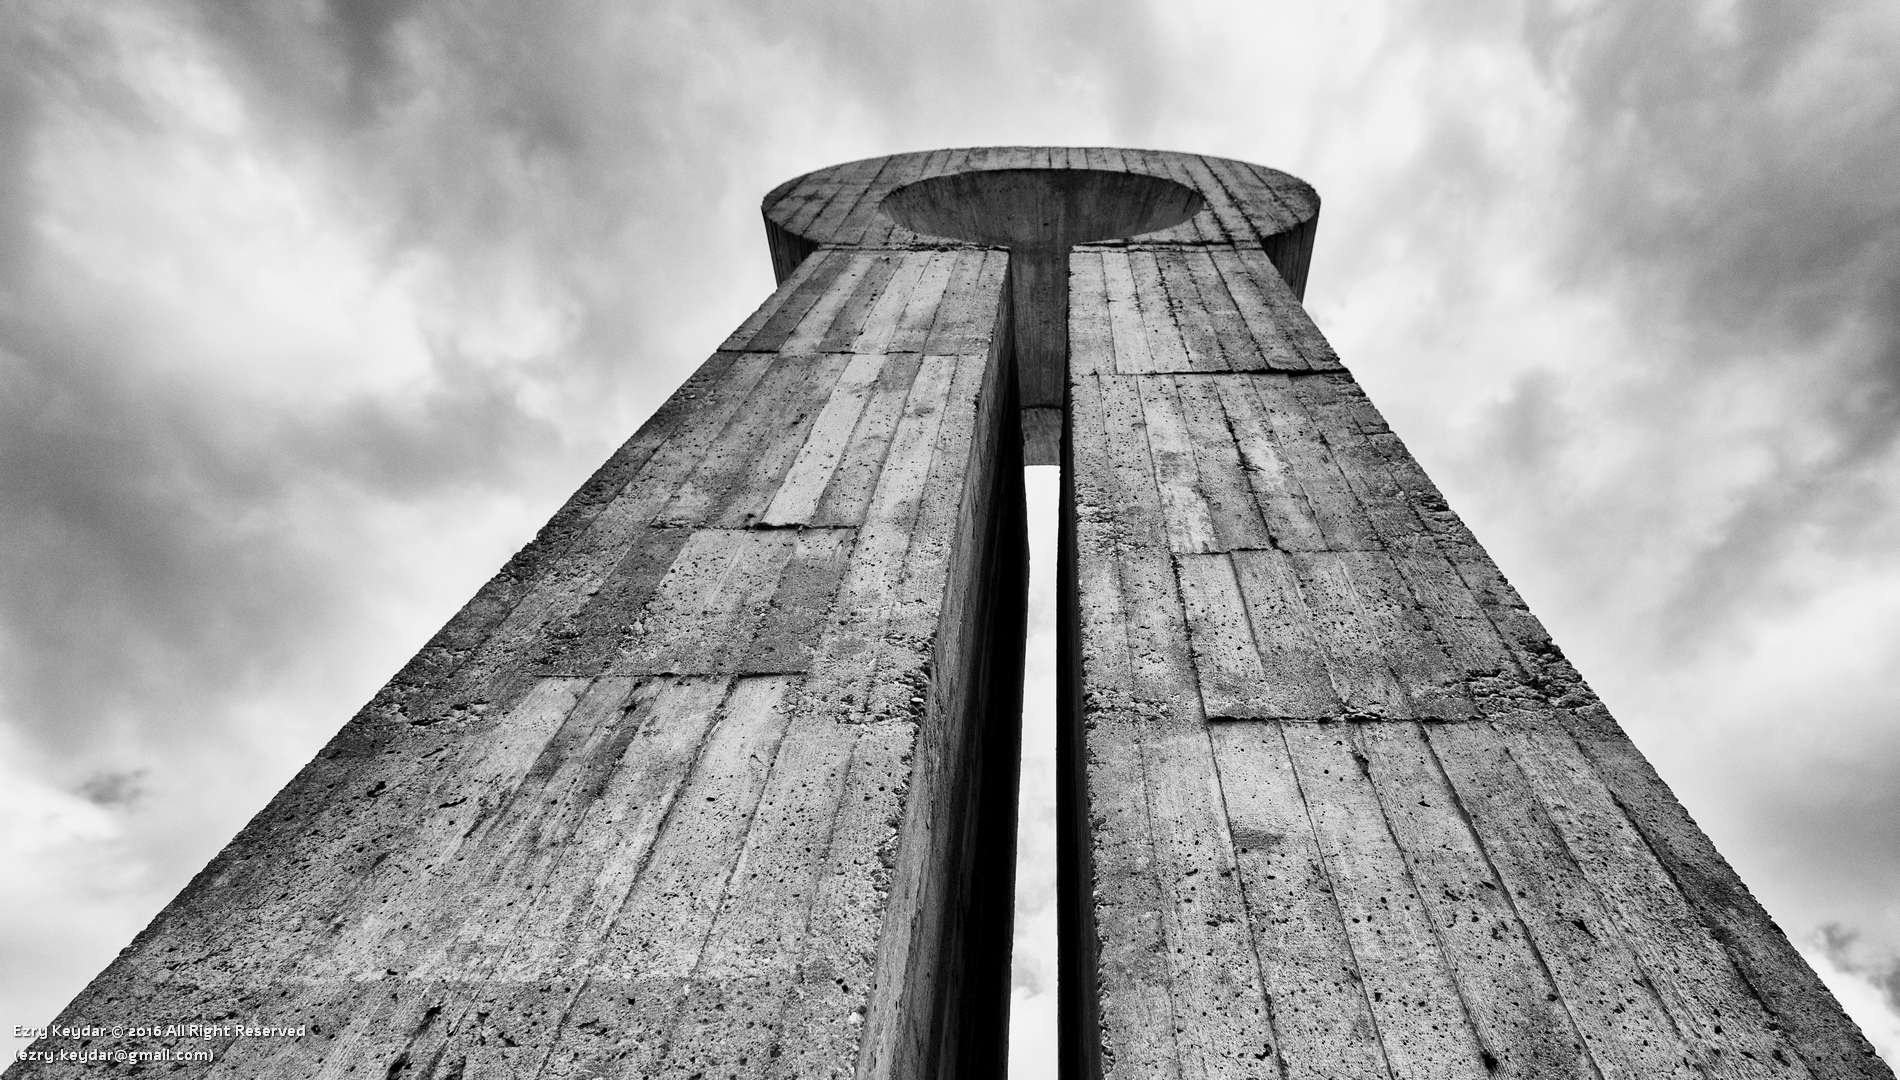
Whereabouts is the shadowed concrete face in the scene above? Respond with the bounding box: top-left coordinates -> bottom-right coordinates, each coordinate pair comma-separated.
883,168 -> 1206,441
880,168 -> 1206,248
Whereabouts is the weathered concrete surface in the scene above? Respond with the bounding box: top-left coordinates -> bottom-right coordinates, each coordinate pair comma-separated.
1059,185 -> 1892,1079
766,148 -> 1320,463
881,167 -> 1206,416
11,148 -> 1890,1080
10,219 -> 1027,1078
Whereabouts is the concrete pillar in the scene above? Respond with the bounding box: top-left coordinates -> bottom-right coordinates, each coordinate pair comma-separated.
9,149 -> 1888,1080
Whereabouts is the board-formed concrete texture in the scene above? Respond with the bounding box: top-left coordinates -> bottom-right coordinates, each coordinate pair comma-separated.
11,149 -> 1891,1080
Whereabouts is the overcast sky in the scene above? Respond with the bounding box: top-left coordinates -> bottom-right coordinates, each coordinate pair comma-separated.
2,0 -> 1897,1070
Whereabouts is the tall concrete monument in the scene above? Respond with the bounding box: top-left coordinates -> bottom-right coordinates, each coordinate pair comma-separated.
11,149 -> 1890,1079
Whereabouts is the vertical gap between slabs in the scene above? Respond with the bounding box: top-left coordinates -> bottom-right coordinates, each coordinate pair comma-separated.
1010,464 -> 1062,1077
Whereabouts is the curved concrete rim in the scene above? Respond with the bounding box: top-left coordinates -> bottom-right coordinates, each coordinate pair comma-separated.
761,147 -> 1321,252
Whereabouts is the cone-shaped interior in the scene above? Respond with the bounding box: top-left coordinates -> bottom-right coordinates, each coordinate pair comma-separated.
880,168 -> 1205,248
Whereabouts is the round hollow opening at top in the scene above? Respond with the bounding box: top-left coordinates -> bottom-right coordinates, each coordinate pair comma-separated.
879,167 -> 1206,250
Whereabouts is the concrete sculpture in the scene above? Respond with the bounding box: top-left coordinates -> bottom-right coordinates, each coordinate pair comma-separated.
10,149 -> 1888,1080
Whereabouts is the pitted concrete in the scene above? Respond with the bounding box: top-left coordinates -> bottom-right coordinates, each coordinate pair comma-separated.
10,149 -> 1887,1080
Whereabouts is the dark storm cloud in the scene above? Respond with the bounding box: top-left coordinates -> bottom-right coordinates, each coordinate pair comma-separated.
1517,0 -> 1900,640
0,3 -> 597,761
76,769 -> 147,809
178,0 -> 769,331
0,54 -> 37,281
322,0 -> 428,116
1713,691 -> 1900,951
184,1 -> 425,131
1489,369 -> 1572,478
0,309 -> 553,755
184,2 -> 694,273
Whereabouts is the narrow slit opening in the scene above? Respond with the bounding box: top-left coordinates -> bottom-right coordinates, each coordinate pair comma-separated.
1010,464 -> 1062,1075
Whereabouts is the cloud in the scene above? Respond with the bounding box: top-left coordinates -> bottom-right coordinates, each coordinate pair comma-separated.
74,769 -> 146,809
1808,925 -> 1900,1064
1513,0 -> 1900,636
1818,925 -> 1900,1015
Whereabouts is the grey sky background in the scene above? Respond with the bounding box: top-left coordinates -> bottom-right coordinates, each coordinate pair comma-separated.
2,0 -> 1897,1068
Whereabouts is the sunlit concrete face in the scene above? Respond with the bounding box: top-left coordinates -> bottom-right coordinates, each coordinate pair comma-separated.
8,149 -> 1889,1080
